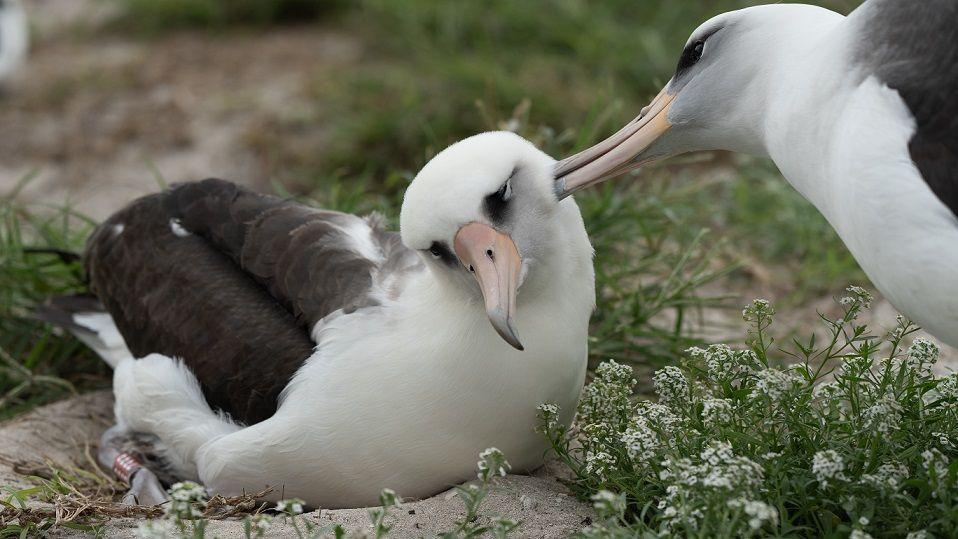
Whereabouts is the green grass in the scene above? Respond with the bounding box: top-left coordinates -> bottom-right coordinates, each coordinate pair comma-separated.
0,198 -> 107,419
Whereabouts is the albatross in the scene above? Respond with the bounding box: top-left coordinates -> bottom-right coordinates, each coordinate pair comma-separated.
554,0 -> 958,346
43,132 -> 595,507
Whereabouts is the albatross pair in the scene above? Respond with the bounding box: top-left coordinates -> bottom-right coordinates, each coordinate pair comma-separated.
45,0 -> 956,509
46,133 -> 595,508
556,0 -> 958,347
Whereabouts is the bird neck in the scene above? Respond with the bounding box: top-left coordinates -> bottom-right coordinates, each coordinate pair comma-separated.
761,13 -> 858,221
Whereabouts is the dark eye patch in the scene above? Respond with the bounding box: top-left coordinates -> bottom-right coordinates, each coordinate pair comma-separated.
676,40 -> 706,73
427,241 -> 456,266
484,167 -> 517,225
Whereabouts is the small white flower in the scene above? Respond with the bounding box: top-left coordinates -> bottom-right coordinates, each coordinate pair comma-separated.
862,393 -> 902,434
621,418 -> 661,466
653,366 -> 689,406
584,450 -> 615,480
590,490 -> 625,518
750,368 -> 801,401
274,498 -> 305,515
906,531 -> 930,539
922,448 -> 949,478
536,403 -> 560,430
168,481 -> 206,503
137,520 -> 171,539
860,462 -> 908,495
728,498 -> 778,530
850,529 -> 874,539
812,450 -> 848,488
859,517 -> 870,526
907,338 -> 940,374
701,398 -> 733,427
477,447 -> 510,480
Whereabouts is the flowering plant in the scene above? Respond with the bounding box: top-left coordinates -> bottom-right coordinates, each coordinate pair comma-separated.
542,289 -> 958,538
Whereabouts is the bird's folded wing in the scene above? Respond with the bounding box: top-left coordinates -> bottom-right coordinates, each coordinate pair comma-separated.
163,178 -> 396,330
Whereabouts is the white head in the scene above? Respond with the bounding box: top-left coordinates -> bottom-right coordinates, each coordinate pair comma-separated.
553,4 -> 844,196
401,131 -> 591,350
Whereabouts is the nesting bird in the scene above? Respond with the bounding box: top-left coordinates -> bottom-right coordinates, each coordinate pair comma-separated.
43,132 -> 595,507
555,0 -> 958,346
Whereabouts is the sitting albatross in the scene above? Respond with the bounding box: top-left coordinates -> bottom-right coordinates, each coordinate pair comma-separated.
44,132 -> 595,507
554,0 -> 958,346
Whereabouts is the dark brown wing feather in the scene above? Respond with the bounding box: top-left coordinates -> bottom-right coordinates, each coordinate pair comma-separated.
855,0 -> 958,217
164,179 -> 382,326
85,179 -> 390,424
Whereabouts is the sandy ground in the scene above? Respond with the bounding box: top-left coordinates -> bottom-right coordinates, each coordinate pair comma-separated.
0,392 -> 593,537
2,1 -> 359,220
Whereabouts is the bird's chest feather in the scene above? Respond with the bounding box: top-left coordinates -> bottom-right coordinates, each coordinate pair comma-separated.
823,78 -> 958,345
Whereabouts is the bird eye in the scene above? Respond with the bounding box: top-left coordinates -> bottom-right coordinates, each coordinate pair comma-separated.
676,39 -> 707,73
427,241 -> 454,265
691,41 -> 705,63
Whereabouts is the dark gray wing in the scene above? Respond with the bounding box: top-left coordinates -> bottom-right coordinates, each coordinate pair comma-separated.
163,179 -> 394,328
84,179 -> 418,424
854,0 -> 958,216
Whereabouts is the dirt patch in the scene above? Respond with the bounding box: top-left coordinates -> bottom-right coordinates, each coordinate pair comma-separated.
1,3 -> 360,220
0,392 -> 593,537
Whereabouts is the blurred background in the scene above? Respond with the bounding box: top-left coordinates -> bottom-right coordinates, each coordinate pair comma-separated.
9,0 -> 924,417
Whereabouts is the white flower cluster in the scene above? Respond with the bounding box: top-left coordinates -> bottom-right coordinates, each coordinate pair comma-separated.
687,344 -> 759,385
653,366 -> 689,406
727,498 -> 779,531
701,398 -> 733,427
850,529 -> 875,539
839,286 -> 873,317
742,298 -> 775,323
657,442 -> 764,531
167,481 -> 207,519
477,447 -> 510,481
536,403 -> 560,431
862,393 -> 902,434
750,368 -> 802,401
860,462 -> 908,495
906,531 -> 931,539
906,338 -> 940,374
620,417 -> 661,467
591,490 -> 626,518
578,360 -> 636,429
936,373 -> 958,400
812,450 -> 848,488
922,448 -> 949,479
274,498 -> 305,515
584,450 -> 615,480
813,381 -> 842,401
136,520 -> 172,539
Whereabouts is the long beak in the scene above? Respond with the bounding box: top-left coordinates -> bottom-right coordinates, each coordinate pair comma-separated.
553,86 -> 676,199
454,222 -> 524,351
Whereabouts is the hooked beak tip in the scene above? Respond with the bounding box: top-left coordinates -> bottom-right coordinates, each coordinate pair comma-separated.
488,308 -> 524,351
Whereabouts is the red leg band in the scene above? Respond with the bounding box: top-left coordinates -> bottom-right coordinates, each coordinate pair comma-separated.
113,452 -> 144,484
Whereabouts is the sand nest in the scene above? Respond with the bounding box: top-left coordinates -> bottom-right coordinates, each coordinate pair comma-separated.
0,391 -> 592,537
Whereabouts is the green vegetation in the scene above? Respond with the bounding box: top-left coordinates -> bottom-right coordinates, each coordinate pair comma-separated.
0,197 -> 105,419
541,291 -> 958,538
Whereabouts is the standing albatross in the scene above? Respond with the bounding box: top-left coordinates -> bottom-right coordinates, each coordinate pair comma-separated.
554,0 -> 958,346
43,132 -> 595,508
